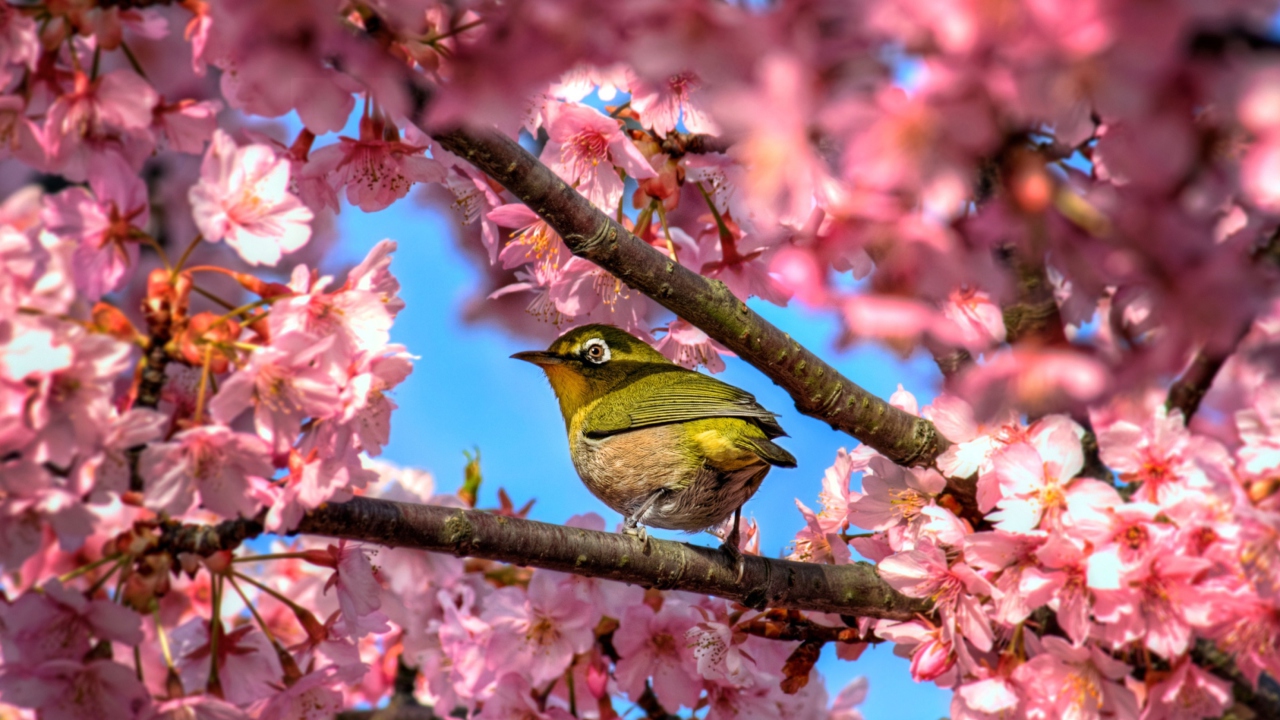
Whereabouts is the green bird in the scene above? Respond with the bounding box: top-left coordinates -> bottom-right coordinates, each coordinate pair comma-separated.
512,324 -> 796,556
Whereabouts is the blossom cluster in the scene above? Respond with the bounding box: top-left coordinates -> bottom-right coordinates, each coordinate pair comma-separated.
793,382 -> 1280,719
2,0 -> 1280,718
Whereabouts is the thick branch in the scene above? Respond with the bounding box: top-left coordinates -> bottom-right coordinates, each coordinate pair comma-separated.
293,497 -> 929,619
1166,318 -> 1253,424
1165,348 -> 1232,422
161,497 -> 929,619
429,125 -> 946,468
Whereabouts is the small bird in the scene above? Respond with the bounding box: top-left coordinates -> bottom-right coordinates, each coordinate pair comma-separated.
512,324 -> 796,556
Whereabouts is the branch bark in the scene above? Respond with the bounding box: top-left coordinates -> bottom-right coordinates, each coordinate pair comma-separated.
428,124 -> 947,468
161,496 -> 930,620
294,497 -> 930,619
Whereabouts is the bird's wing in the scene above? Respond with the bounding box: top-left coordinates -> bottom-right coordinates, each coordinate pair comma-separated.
583,368 -> 787,439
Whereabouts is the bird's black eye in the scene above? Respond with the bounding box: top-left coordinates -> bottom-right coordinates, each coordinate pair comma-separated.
582,338 -> 610,364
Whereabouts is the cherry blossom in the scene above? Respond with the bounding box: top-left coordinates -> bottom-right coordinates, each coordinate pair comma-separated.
541,103 -> 656,210
189,130 -> 313,266
4,0 -> 1280,717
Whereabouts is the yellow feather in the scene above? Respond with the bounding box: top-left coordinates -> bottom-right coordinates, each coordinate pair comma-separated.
690,427 -> 760,471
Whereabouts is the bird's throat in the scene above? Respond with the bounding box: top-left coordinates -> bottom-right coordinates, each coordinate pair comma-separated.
542,364 -> 593,431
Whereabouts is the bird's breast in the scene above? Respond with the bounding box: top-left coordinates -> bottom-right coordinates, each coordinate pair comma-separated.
569,425 -> 770,532
570,425 -> 693,514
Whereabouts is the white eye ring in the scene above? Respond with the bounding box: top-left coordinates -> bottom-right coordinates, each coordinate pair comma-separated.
582,338 -> 611,364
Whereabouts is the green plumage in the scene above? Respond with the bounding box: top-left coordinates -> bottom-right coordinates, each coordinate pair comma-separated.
512,324 -> 796,538
582,365 -> 789,442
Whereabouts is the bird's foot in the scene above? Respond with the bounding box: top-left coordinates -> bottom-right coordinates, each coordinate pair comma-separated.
719,539 -> 746,583
622,519 -> 651,553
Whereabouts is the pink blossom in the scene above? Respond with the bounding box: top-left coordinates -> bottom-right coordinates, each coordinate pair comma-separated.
1081,503 -> 1170,589
139,426 -> 273,518
941,287 -> 1006,351
631,71 -> 717,136
87,407 -> 167,499
1208,594 -> 1280,688
1143,659 -> 1232,720
876,619 -> 956,683
441,164 -> 503,262
612,600 -> 703,710
790,498 -> 851,564
208,332 -> 343,454
305,116 -> 445,212
956,349 -> 1110,420
474,673 -> 574,720
338,349 -> 413,456
655,318 -> 728,372
491,203 -> 569,274
879,541 -> 995,651
171,618 -> 282,706
0,580 -> 142,665
829,676 -> 868,720
0,659 -> 150,720
1242,136 -> 1280,212
1091,550 -> 1216,658
1012,637 -> 1139,720
189,130 -> 313,266
257,664 -> 365,720
146,696 -> 251,720
847,455 -> 947,534
0,4 -> 38,76
311,541 -> 383,637
430,586 -> 493,708
24,325 -> 133,468
951,676 -> 1021,720
982,421 -> 1120,534
269,264 -> 394,363
926,394 -> 1024,479
482,571 -> 598,685
541,102 -> 656,210
42,70 -> 158,180
41,156 -> 150,300
1098,405 -> 1220,506
154,99 -> 222,154
684,614 -> 762,687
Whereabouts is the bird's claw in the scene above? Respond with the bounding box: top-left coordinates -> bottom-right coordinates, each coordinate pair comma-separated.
720,540 -> 746,583
623,521 -> 651,553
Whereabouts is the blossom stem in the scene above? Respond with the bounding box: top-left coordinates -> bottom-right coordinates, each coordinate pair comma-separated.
211,299 -> 271,330
207,575 -> 223,694
119,39 -> 147,79
171,233 -> 204,276
229,551 -> 312,563
85,559 -> 125,597
695,181 -> 733,244
232,571 -> 312,616
226,573 -> 279,646
57,553 -> 121,584
89,45 -> 100,80
193,343 -> 214,425
654,202 -> 677,261
422,17 -> 484,46
153,608 -> 176,668
191,285 -> 238,310
137,233 -> 172,270
607,100 -> 631,119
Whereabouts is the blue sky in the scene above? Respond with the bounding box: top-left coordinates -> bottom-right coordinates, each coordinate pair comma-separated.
320,194 -> 952,718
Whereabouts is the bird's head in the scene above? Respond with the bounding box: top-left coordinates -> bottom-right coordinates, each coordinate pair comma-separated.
512,324 -> 672,423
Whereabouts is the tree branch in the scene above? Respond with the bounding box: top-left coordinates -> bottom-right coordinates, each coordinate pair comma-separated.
294,497 -> 929,619
427,124 -> 947,468
161,496 -> 930,620
1166,320 -> 1253,423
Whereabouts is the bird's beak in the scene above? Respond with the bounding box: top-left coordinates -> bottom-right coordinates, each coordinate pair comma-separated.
510,350 -> 565,366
